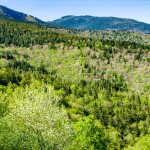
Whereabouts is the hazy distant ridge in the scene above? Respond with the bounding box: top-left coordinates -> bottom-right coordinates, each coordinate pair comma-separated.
50,15 -> 150,33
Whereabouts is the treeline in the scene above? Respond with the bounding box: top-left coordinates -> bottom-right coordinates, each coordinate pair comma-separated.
0,19 -> 150,50
48,24 -> 150,46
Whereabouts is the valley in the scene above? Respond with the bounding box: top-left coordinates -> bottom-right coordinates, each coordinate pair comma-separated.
0,5 -> 150,150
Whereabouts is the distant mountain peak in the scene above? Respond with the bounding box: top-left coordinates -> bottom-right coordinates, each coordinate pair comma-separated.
0,5 -> 42,23
1,5 -> 150,34
51,15 -> 150,33
61,15 -> 75,19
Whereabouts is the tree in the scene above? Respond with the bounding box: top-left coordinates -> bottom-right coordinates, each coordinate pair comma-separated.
69,115 -> 107,150
125,134 -> 150,150
0,82 -> 74,150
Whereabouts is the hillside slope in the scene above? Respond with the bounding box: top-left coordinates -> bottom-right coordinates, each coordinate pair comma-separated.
0,19 -> 150,149
0,5 -> 42,23
50,15 -> 150,33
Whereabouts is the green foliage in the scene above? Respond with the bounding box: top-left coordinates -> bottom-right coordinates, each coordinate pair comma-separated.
69,115 -> 107,150
0,92 -> 9,118
0,69 -> 21,85
125,135 -> 150,150
0,19 -> 150,149
0,19 -> 150,50
0,82 -> 74,150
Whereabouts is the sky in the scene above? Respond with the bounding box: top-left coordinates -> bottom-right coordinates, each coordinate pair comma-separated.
0,0 -> 150,23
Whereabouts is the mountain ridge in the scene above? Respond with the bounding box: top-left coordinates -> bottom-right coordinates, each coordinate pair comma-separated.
0,5 -> 43,23
50,15 -> 150,33
1,5 -> 150,34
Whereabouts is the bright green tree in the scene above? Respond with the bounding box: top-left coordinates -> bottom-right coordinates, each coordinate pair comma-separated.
69,115 -> 107,150
0,82 -> 74,150
125,134 -> 150,150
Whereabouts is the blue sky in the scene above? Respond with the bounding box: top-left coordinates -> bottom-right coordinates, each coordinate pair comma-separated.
0,0 -> 150,23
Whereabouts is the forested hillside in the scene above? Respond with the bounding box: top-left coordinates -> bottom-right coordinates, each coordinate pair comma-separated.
0,5 -> 42,23
51,28 -> 150,46
0,19 -> 150,150
1,19 -> 150,49
50,15 -> 150,33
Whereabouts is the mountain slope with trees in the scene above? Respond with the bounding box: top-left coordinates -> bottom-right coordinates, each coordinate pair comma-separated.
1,5 -> 150,34
50,15 -> 150,33
0,19 -> 150,149
0,5 -> 42,23
52,27 -> 150,45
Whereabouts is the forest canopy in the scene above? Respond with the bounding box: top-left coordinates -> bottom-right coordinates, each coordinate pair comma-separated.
0,19 -> 150,149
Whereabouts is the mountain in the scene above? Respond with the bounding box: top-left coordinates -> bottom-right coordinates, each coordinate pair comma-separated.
1,5 -> 150,34
0,5 -> 42,23
50,15 -> 150,33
